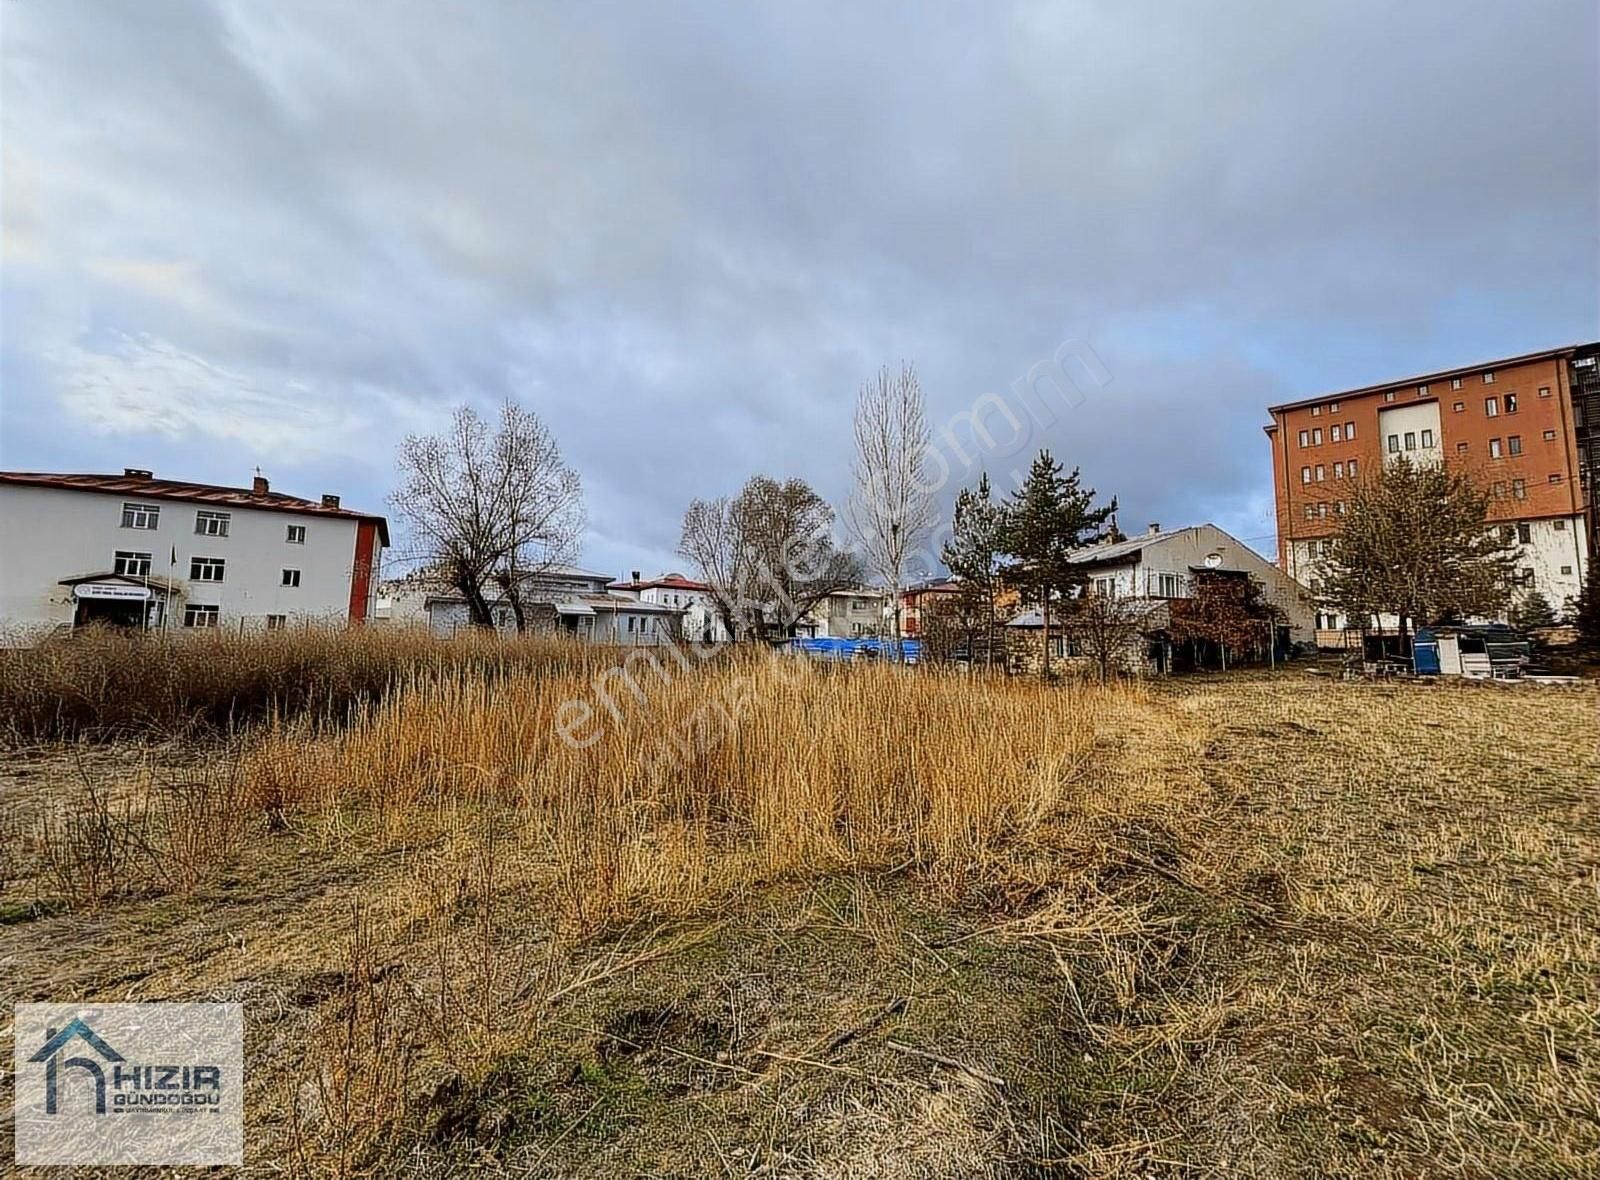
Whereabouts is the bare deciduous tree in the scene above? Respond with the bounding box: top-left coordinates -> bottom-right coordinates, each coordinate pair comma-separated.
679,475 -> 862,641
677,495 -> 745,642
1061,591 -> 1155,681
1320,456 -> 1517,641
391,402 -> 584,629
845,363 -> 936,644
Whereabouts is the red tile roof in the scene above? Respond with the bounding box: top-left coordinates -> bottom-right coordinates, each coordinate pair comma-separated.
0,470 -> 389,545
607,573 -> 711,592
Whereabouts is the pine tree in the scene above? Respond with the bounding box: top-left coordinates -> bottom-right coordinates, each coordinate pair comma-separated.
997,450 -> 1117,678
1508,591 -> 1557,632
1570,559 -> 1600,650
942,474 -> 1006,666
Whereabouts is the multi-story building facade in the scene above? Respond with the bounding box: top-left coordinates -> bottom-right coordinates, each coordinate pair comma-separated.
1266,344 -> 1595,629
0,468 -> 387,642
804,588 -> 886,639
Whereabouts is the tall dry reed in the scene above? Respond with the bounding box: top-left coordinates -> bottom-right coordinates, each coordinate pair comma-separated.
0,625 -> 628,744
246,656 -> 1137,930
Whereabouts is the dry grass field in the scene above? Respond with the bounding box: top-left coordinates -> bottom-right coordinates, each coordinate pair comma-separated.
0,637 -> 1596,1178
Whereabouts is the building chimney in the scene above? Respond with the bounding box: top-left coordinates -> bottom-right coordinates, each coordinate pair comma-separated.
321,494 -> 341,509
631,570 -> 641,584
124,467 -> 153,480
1147,522 -> 1161,536
252,472 -> 270,496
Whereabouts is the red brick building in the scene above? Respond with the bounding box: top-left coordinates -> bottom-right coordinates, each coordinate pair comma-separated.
1265,344 -> 1596,628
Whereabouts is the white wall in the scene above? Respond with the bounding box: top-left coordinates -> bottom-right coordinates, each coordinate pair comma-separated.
1295,515 -> 1588,628
1379,402 -> 1443,465
1509,516 -> 1589,614
1094,525 -> 1316,640
0,484 -> 374,636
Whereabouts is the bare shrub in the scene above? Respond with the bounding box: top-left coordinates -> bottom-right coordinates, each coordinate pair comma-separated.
290,905 -> 419,1180
34,760 -> 151,908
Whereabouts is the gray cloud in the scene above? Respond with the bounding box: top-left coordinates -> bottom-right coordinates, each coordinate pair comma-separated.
3,0 -> 1595,576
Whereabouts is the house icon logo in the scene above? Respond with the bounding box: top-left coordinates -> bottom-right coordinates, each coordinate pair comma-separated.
29,1018 -> 126,1116
15,1003 -> 244,1166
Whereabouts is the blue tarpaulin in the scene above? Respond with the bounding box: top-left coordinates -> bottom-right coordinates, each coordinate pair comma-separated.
789,636 -> 922,663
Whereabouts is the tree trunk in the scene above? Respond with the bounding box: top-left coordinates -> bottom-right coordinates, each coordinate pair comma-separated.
494,568 -> 528,632
464,582 -> 495,629
1041,595 -> 1051,681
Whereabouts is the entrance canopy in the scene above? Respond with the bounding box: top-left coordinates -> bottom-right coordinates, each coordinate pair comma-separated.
59,571 -> 186,599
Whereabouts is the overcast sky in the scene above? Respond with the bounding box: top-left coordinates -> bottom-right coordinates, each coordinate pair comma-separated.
4,1 -> 1596,578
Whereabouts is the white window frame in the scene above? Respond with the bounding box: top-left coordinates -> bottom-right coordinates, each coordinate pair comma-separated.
121,502 -> 161,530
195,510 -> 231,537
281,568 -> 302,588
113,550 -> 152,577
286,524 -> 307,544
190,555 -> 226,582
184,604 -> 220,628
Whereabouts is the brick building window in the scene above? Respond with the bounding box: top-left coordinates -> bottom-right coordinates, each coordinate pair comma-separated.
1508,435 -> 1522,456
1485,397 -> 1498,417
1452,401 -> 1464,412
1482,371 -> 1495,383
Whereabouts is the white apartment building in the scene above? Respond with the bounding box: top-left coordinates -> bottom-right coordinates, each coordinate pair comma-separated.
0,468 -> 387,642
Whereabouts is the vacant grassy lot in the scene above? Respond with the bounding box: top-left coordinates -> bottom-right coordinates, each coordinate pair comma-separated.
1,651 -> 1595,1177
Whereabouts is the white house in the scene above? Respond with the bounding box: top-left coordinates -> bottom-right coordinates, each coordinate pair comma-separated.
0,468 -> 388,642
1003,523 -> 1315,673
390,565 -> 689,645
608,572 -> 732,643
